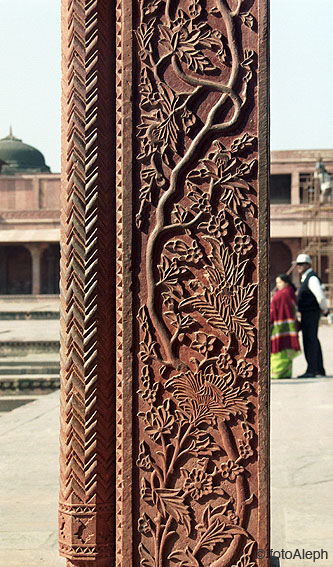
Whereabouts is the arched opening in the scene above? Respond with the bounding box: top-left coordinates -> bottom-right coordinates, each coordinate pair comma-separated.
0,245 -> 32,294
40,244 -> 60,294
270,240 -> 292,290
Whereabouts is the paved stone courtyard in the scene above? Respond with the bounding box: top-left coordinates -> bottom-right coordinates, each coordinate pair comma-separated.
0,323 -> 332,566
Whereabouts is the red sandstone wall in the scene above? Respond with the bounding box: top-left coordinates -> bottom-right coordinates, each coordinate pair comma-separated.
0,175 -> 60,211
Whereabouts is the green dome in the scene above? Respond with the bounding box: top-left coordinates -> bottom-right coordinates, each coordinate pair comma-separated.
0,128 -> 50,175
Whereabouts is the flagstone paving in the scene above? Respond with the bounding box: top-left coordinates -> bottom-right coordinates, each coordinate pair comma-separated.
0,324 -> 332,566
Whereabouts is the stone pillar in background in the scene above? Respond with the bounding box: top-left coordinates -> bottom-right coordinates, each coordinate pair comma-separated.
291,170 -> 300,204
0,247 -> 7,294
26,244 -> 43,295
59,1 -> 269,566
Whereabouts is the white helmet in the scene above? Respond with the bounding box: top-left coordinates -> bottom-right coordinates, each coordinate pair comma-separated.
296,253 -> 311,264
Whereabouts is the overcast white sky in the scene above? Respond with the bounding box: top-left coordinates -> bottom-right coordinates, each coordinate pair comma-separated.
0,0 -> 332,173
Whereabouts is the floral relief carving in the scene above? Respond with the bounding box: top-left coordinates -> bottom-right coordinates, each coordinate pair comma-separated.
135,0 -> 259,566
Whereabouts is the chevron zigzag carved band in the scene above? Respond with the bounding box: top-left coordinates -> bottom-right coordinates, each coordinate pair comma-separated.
59,0 -> 116,564
59,0 -> 269,566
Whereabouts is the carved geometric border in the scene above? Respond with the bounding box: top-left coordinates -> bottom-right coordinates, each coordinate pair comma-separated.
59,1 -> 116,564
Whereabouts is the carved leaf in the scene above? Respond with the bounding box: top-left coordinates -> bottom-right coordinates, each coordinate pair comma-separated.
242,49 -> 254,68
233,284 -> 256,318
179,49 -> 217,73
139,543 -> 155,567
135,19 -> 156,50
206,240 -> 234,283
232,317 -> 255,351
180,290 -> 229,335
190,429 -> 220,456
236,159 -> 256,178
198,516 -> 249,553
231,133 -> 255,154
158,255 -> 188,286
231,541 -> 256,567
234,259 -> 247,287
164,310 -> 179,326
168,547 -> 199,567
165,240 -> 190,254
152,488 -> 192,535
171,203 -> 191,224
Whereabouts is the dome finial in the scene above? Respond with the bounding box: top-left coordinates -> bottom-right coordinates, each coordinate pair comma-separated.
9,125 -> 13,139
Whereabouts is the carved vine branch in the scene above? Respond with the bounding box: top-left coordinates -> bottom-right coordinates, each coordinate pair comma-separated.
136,1 -> 258,566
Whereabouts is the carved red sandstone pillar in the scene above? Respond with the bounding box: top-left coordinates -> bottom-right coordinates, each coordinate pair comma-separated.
59,1 -> 269,566
59,2 -> 116,565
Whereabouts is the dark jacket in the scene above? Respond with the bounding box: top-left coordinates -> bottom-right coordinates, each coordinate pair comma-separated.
297,270 -> 321,312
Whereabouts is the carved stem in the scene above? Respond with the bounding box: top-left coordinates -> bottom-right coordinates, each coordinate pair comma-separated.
159,515 -> 173,567
230,0 -> 243,17
172,56 -> 241,108
211,419 -> 248,567
174,86 -> 202,112
146,1 -> 241,362
154,513 -> 162,567
166,421 -> 193,480
165,0 -> 171,25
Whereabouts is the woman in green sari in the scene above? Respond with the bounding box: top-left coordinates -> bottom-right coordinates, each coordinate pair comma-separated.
270,274 -> 300,379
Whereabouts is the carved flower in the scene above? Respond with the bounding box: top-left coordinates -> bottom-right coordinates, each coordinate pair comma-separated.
140,381 -> 159,405
139,399 -> 175,441
136,441 -> 153,471
188,160 -> 220,184
147,123 -> 164,145
226,510 -> 239,525
216,350 -> 233,370
192,332 -> 217,356
182,461 -> 213,500
137,114 -> 164,160
207,213 -> 229,238
234,234 -> 252,255
183,241 -> 203,264
197,193 -> 211,211
187,186 -> 211,212
214,153 -> 231,172
237,359 -> 254,379
188,279 -> 205,294
166,367 -> 250,423
238,441 -> 253,460
200,211 -> 229,240
238,423 -> 254,460
138,513 -> 152,535
144,0 -> 161,15
230,133 -> 255,154
220,459 -> 244,481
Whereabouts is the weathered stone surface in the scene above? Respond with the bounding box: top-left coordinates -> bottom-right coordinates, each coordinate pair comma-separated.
59,1 -> 269,566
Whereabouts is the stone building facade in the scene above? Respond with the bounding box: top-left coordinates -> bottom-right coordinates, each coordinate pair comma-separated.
270,149 -> 333,290
0,131 -> 60,295
0,133 -> 332,296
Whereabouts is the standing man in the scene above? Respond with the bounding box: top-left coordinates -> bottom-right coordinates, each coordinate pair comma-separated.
296,253 -> 329,378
